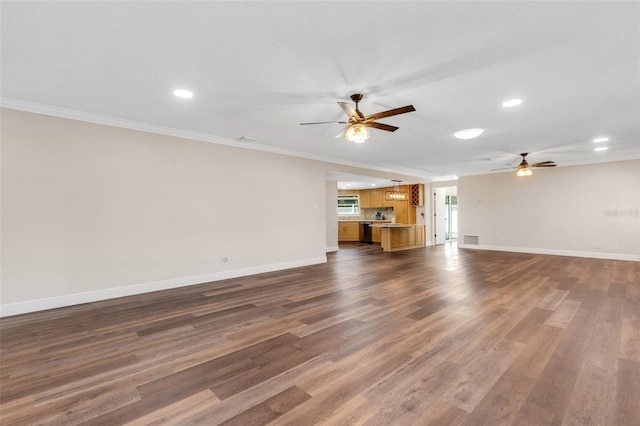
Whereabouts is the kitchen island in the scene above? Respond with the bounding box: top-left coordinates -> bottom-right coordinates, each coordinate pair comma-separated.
374,224 -> 426,252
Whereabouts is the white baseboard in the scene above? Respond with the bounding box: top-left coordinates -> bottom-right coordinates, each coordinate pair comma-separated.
458,243 -> 640,262
326,246 -> 339,253
0,256 -> 327,318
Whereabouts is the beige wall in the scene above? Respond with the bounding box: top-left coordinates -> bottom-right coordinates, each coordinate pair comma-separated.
1,109 -> 332,313
325,181 -> 338,251
4,107 -> 636,315
458,160 -> 640,260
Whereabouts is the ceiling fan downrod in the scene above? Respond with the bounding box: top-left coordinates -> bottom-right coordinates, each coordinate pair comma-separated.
351,93 -> 364,120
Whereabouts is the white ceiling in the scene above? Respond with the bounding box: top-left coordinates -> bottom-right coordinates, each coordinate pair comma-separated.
2,1 -> 638,182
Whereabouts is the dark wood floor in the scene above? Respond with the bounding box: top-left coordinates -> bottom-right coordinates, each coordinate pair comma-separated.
1,243 -> 639,425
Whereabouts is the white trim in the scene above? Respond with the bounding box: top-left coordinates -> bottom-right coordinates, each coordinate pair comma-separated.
0,256 -> 327,317
326,246 -> 340,252
0,99 -> 432,179
458,244 -> 640,262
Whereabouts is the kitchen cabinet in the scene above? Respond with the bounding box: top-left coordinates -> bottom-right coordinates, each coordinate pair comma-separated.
370,188 -> 384,207
359,190 -> 371,208
340,186 -> 419,222
370,187 -> 395,207
372,226 -> 381,243
411,184 -> 424,206
408,205 -> 416,224
383,189 -> 394,207
380,225 -> 426,252
411,226 -> 424,245
338,221 -> 359,242
394,199 -> 409,224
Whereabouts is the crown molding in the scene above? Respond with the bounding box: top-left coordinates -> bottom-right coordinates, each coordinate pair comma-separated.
0,98 -> 433,180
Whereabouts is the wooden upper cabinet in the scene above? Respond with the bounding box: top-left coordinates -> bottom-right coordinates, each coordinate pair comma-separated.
411,184 -> 424,206
383,189 -> 394,207
370,188 -> 384,208
356,185 -> 418,210
359,190 -> 371,208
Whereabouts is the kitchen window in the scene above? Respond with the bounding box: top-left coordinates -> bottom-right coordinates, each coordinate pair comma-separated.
338,194 -> 360,216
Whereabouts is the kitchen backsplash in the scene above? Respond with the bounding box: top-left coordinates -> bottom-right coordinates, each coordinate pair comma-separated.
338,207 -> 394,221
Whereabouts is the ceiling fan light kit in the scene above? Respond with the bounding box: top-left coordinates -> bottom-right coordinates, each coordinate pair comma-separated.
301,93 -> 415,143
345,123 -> 370,143
490,153 -> 557,176
515,153 -> 556,177
516,166 -> 533,177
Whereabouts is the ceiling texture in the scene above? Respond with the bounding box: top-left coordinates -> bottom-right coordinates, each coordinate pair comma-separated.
1,1 -> 639,183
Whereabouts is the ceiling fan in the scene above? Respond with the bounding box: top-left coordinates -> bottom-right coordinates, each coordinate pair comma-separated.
300,93 -> 415,143
492,152 -> 557,176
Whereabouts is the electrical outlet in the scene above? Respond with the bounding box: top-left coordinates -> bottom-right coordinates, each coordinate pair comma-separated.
612,243 -> 619,251
594,242 -> 600,249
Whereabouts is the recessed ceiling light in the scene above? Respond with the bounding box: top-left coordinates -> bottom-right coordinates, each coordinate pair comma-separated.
592,137 -> 609,143
370,184 -> 377,187
173,89 -> 193,99
594,147 -> 608,152
454,128 -> 484,140
345,184 -> 351,187
502,99 -> 522,107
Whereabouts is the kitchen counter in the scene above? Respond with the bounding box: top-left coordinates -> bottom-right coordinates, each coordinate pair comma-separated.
338,220 -> 392,223
379,224 -> 426,252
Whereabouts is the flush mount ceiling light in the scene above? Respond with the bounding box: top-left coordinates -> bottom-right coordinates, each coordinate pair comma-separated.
594,146 -> 609,152
592,137 -> 609,143
344,123 -> 370,144
173,89 -> 193,99
454,128 -> 484,140
502,99 -> 523,107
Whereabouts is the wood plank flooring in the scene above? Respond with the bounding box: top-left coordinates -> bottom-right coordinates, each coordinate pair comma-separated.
1,244 -> 638,425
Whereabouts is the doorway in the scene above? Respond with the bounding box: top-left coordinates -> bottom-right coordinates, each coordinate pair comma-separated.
433,186 -> 458,245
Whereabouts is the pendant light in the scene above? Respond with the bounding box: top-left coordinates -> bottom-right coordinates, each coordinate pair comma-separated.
385,180 -> 408,201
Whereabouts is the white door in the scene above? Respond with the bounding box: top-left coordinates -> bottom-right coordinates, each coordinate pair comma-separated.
434,187 -> 447,245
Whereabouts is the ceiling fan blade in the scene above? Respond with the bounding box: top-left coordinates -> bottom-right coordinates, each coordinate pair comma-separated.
531,163 -> 557,168
367,122 -> 399,132
365,105 -> 416,121
338,101 -> 359,120
490,167 -> 516,171
300,121 -> 348,125
531,161 -> 556,166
